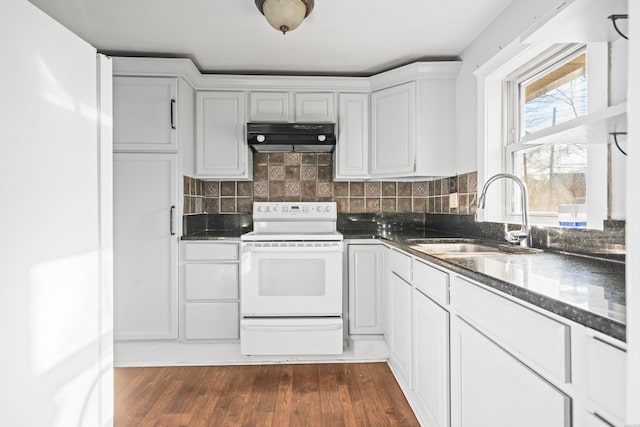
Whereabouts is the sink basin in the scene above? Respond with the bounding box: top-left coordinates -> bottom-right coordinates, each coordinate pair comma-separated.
406,238 -> 542,256
413,242 -> 500,254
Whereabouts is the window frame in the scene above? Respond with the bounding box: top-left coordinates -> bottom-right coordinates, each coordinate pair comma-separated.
475,41 -> 609,230
503,44 -> 589,226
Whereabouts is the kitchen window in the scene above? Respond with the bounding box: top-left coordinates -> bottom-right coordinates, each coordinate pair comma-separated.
504,46 -> 589,225
495,44 -> 608,228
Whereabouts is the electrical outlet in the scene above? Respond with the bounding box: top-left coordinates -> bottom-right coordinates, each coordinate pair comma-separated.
449,192 -> 459,209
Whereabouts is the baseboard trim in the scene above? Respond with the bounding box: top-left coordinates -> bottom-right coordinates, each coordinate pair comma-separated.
114,337 -> 389,367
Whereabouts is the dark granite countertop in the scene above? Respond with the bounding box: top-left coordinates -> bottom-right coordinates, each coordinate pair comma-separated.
181,229 -> 247,240
345,232 -> 626,342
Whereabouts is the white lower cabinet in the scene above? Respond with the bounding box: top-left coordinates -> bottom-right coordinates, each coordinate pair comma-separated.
450,316 -> 571,427
413,288 -> 449,427
181,242 -> 240,340
113,153 -> 178,341
348,244 -> 384,335
184,302 -> 239,340
389,271 -> 412,388
586,337 -> 627,426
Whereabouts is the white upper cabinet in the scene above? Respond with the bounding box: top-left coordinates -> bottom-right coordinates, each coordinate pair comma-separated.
335,93 -> 369,180
295,92 -> 336,122
195,91 -> 251,179
371,82 -> 416,177
249,91 -> 290,122
370,63 -> 460,178
113,76 -> 178,152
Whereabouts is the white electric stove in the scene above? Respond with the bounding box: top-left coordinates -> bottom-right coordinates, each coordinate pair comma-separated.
240,202 -> 344,356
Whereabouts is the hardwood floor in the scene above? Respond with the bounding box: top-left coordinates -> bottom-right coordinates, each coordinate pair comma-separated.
114,362 -> 419,426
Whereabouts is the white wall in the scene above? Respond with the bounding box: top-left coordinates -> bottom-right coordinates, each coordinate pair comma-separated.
0,1 -> 112,425
455,0 -> 561,174
626,1 -> 640,422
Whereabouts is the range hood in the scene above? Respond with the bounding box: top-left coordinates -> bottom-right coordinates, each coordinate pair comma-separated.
247,122 -> 336,153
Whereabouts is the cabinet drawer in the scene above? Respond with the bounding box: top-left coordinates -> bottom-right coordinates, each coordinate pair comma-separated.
388,248 -> 412,281
183,242 -> 238,260
185,263 -> 238,300
184,302 -> 239,340
587,337 -> 626,423
451,276 -> 570,383
413,260 -> 448,305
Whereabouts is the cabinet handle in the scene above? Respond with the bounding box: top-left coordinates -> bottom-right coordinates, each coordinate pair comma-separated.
170,205 -> 176,236
170,99 -> 176,129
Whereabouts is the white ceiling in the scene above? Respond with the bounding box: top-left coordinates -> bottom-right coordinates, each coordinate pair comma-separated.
28,0 -> 514,76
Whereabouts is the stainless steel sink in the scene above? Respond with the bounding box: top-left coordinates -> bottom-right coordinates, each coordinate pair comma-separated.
412,242 -> 500,254
405,238 -> 542,256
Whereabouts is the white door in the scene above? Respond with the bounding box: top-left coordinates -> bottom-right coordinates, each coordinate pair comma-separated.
370,82 -> 416,177
348,244 -> 384,334
1,1 -> 112,425
335,93 -> 370,179
413,289 -> 450,427
389,272 -> 412,388
113,153 -> 178,340
450,316 -> 571,427
195,91 -> 249,179
113,76 -> 178,151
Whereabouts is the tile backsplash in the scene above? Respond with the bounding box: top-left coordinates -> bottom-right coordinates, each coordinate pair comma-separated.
183,152 -> 477,215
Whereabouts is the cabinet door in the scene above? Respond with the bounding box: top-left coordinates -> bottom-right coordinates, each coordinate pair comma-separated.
113,76 -> 177,151
413,289 -> 449,427
113,153 -> 178,340
249,92 -> 290,122
450,317 -> 571,427
184,302 -> 239,340
348,244 -> 384,335
295,92 -> 335,122
184,263 -> 239,300
335,93 -> 369,179
370,82 -> 416,177
389,272 -> 412,388
195,91 -> 249,179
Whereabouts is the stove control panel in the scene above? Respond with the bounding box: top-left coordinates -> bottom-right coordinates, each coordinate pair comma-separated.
253,202 -> 336,220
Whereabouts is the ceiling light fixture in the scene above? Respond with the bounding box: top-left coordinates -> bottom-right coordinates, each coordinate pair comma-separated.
255,0 -> 314,35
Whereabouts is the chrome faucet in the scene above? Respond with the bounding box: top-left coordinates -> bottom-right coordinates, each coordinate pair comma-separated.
478,173 -> 531,247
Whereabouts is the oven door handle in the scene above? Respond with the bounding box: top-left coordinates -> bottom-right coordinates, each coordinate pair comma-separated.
241,323 -> 342,332
241,243 -> 343,253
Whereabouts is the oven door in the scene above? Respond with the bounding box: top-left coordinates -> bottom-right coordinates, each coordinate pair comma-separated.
240,241 -> 343,316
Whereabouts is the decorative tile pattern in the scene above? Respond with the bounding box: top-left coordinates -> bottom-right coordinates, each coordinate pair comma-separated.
301,166 -> 317,181
204,181 -> 219,197
269,165 -> 285,181
412,181 -> 428,197
285,181 -> 301,197
284,153 -> 302,164
253,181 -> 268,198
365,182 -> 381,197
184,154 -> 478,216
317,182 -> 333,198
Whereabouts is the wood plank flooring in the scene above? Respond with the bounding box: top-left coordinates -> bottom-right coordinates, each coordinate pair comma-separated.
114,362 -> 419,427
